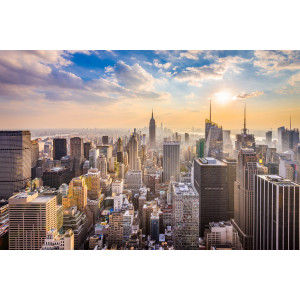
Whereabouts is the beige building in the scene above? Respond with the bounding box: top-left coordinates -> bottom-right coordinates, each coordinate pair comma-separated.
67,177 -> 87,211
9,191 -> 57,250
42,229 -> 74,250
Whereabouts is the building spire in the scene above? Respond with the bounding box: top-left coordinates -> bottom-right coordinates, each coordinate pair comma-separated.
209,98 -> 212,122
152,108 -> 153,119
290,115 -> 291,130
243,101 -> 247,134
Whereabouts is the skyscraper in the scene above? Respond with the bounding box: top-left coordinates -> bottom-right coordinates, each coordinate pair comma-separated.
231,148 -> 257,250
266,131 -> 272,147
253,175 -> 300,250
235,103 -> 255,151
67,177 -> 88,211
172,182 -> 199,250
70,137 -> 84,177
193,157 -> 229,236
53,138 -> 67,160
9,191 -> 57,250
83,142 -> 91,160
97,154 -> 107,177
0,131 -> 31,199
128,131 -> 140,171
102,136 -> 109,145
163,141 -> 180,182
149,109 -> 156,148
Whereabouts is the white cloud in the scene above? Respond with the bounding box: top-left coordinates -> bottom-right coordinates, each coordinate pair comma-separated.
233,91 -> 264,100
153,59 -> 171,69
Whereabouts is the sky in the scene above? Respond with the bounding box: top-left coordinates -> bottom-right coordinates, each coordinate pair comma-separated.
0,50 -> 300,131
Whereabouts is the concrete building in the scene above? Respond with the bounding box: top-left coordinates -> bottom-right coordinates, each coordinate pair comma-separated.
85,168 -> 101,200
125,170 -> 143,195
253,175 -> 300,250
204,221 -> 242,250
53,138 -> 67,161
63,206 -> 88,250
67,177 -> 88,211
41,229 -> 74,250
172,182 -> 199,250
163,141 -> 180,183
0,131 -> 32,199
108,211 -> 124,249
9,192 -> 57,250
193,157 -> 229,237
231,148 -> 258,250
70,137 -> 84,177
112,179 -> 124,195
149,110 -> 156,148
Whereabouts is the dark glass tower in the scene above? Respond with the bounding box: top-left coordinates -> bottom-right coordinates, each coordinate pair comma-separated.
53,138 -> 67,160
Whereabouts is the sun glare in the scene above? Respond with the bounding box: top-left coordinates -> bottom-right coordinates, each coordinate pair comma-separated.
215,91 -> 232,104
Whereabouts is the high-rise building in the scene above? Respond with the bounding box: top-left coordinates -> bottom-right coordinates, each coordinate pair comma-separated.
231,148 -> 258,250
150,212 -> 160,243
63,206 -> 88,250
31,140 -> 39,168
9,191 -> 57,250
108,211 -> 124,249
97,154 -> 107,177
85,168 -> 101,200
117,137 -> 124,163
89,148 -> 99,169
97,145 -> 113,161
235,104 -> 255,151
205,121 -> 223,157
222,158 -> 237,220
196,138 -> 205,158
253,175 -> 300,250
125,170 -> 143,195
266,131 -> 272,147
149,109 -> 156,148
278,126 -> 299,152
102,136 -> 109,145
193,157 -> 229,236
67,177 -> 87,211
83,142 -> 91,161
42,166 -> 72,189
163,141 -> 180,182
128,131 -> 140,171
0,131 -> 31,199
184,133 -> 190,144
172,182 -> 199,250
53,138 -> 67,160
70,137 -> 84,177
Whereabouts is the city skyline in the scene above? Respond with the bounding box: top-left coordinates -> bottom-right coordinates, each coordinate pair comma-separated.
1,50 -> 300,130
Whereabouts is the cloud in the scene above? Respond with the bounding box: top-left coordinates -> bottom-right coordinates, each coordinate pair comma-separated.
233,91 -> 264,99
254,50 -> 300,73
174,55 -> 249,86
153,59 -> 171,69
179,50 -> 204,60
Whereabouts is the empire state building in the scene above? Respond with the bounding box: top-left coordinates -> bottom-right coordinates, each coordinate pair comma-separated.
149,109 -> 156,148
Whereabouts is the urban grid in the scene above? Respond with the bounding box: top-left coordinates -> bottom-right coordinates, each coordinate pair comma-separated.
0,50 -> 300,250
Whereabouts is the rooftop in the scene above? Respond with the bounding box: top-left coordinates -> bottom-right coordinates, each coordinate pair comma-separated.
173,182 -> 198,196
258,174 -> 300,186
197,157 -> 225,166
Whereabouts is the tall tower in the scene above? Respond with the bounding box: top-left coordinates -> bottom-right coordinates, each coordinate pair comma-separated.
149,109 -> 156,148
128,132 -> 140,171
0,131 -> 31,199
163,141 -> 180,182
235,102 -> 255,151
231,148 -> 258,250
53,138 -> 67,160
70,137 -> 84,177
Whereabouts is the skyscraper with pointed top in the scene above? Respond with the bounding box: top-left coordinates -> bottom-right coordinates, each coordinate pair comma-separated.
235,102 -> 255,151
149,109 -> 156,148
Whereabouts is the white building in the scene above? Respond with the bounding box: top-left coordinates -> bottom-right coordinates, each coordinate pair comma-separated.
42,229 -> 74,250
89,148 -> 99,169
112,179 -> 124,195
204,221 -> 242,250
125,170 -> 143,194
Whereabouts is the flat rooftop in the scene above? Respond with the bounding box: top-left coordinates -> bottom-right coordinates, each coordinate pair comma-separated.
196,157 -> 226,166
173,182 -> 198,196
258,175 -> 300,186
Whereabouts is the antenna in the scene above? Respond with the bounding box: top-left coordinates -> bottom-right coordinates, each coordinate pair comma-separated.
209,98 -> 212,122
290,115 -> 292,130
152,108 -> 153,119
243,101 -> 247,134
